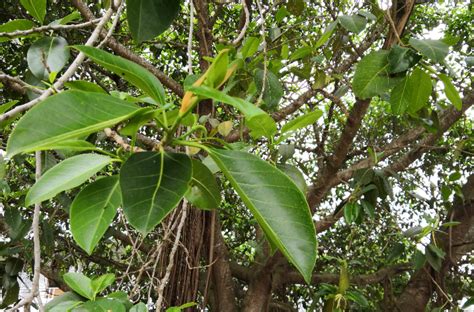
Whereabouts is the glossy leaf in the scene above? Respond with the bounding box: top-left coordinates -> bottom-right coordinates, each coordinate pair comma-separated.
63,272 -> 95,300
254,68 -> 284,110
120,152 -> 192,234
388,44 -> 421,74
20,0 -> 46,23
391,68 -> 432,114
338,14 -> 366,33
438,73 -> 462,110
34,140 -> 97,152
352,51 -> 391,99
209,148 -> 317,283
70,176 -> 121,254
25,154 -> 111,206
240,37 -> 260,58
7,90 -> 140,157
409,38 -> 449,63
126,0 -> 180,43
64,80 -> 107,93
91,273 -> 115,294
27,37 -> 70,80
0,19 -> 36,42
279,109 -> 322,142
74,46 -> 166,105
130,303 -> 148,312
185,159 -> 221,210
188,85 -> 277,139
44,292 -> 83,312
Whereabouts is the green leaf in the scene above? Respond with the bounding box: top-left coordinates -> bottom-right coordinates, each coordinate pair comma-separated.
130,302 -> 148,312
44,292 -> 83,312
279,109 -> 322,141
0,100 -> 19,114
64,80 -> 107,93
391,68 -> 432,115
290,46 -> 313,61
343,202 -> 359,224
315,21 -> 337,49
388,44 -> 421,74
120,152 -> 192,234
426,244 -> 445,271
27,37 -> 70,80
126,0 -> 180,43
91,273 -> 115,295
74,46 -> 166,105
4,206 -> 32,242
70,176 -> 121,254
187,85 -> 277,139
346,290 -> 369,307
361,200 -> 375,219
413,249 -> 426,270
338,15 -> 367,33
240,37 -> 261,59
277,164 -> 307,193
409,38 -> 449,63
254,68 -> 284,110
462,297 -> 474,309
438,73 -> 462,110
20,0 -> 46,23
352,51 -> 392,99
387,242 -> 405,263
107,291 -> 133,310
185,159 -> 221,210
25,154 -> 111,206
7,90 -> 140,157
63,272 -> 95,300
34,140 -> 97,153
93,298 -> 126,312
0,19 -> 36,42
208,148 -> 317,283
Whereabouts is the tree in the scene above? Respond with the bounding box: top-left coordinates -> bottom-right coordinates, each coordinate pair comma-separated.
0,0 -> 472,311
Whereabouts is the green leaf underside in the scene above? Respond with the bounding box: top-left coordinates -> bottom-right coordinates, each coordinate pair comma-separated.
338,15 -> 367,33
120,152 -> 192,234
409,38 -> 449,63
70,176 -> 121,254
438,73 -> 462,110
27,37 -> 70,80
391,68 -> 432,114
20,0 -> 46,23
7,90 -> 140,157
209,148 -> 316,283
185,159 -> 221,210
352,51 -> 391,99
126,0 -> 180,43
63,272 -> 95,300
25,154 -> 111,206
74,46 -> 166,105
187,85 -> 277,138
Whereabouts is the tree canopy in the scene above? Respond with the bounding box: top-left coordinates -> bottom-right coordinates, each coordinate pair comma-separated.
0,0 -> 473,311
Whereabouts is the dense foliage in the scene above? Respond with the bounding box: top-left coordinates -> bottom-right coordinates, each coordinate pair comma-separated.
0,0 -> 473,311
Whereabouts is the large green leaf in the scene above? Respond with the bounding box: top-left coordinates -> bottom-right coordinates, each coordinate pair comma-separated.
338,15 -> 367,33
185,159 -> 221,210
352,51 -> 392,99
120,152 -> 192,234
27,37 -> 70,80
187,85 -> 277,139
0,19 -> 36,42
126,0 -> 181,43
20,0 -> 46,23
254,68 -> 284,111
63,273 -> 95,300
388,44 -> 421,74
391,68 -> 432,114
409,38 -> 449,63
208,148 -> 317,283
7,90 -> 140,157
438,73 -> 462,110
25,154 -> 111,206
70,176 -> 121,254
74,46 -> 166,105
44,292 -> 83,312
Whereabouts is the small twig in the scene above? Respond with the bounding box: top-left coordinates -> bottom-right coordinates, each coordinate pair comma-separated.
97,0 -> 124,48
232,0 -> 250,46
187,0 -> 195,74
155,201 -> 189,311
0,19 -> 100,38
256,0 -> 268,106
8,152 -> 43,311
104,128 -> 144,152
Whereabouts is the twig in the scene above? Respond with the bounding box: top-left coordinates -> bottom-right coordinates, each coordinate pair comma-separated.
97,0 -> 124,48
0,19 -> 100,38
155,201 -> 189,311
104,128 -> 144,152
255,0 -> 268,106
232,0 -> 250,46
8,152 -> 43,311
0,7 -> 115,123
187,0 -> 195,74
